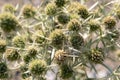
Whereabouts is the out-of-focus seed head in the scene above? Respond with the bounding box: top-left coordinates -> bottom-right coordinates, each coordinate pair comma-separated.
69,33 -> 84,49
0,13 -> 21,32
55,0 -> 66,7
88,19 -> 101,32
49,29 -> 66,48
23,54 -> 32,64
22,4 -> 36,18
54,50 -> 67,64
29,59 -> 47,76
0,62 -> 8,79
88,49 -> 104,64
27,46 -> 38,57
78,4 -> 89,19
67,19 -> 81,32
33,30 -> 45,44
57,13 -> 70,24
20,64 -> 28,72
45,3 -> 57,16
103,16 -> 116,29
0,39 -> 6,53
12,35 -> 25,48
2,4 -> 15,13
60,64 -> 73,79
116,10 -> 120,19
5,49 -> 20,61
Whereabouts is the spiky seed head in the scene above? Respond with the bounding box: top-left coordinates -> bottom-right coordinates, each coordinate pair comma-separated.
0,39 -> 6,53
23,54 -> 32,64
12,35 -> 25,48
5,49 -> 20,61
54,50 -> 67,64
0,13 -> 20,32
78,4 -> 89,19
27,46 -> 38,57
22,4 -> 36,18
103,16 -> 116,29
0,62 -> 8,79
57,13 -> 70,24
29,59 -> 47,76
69,33 -> 84,49
45,3 -> 57,16
67,19 -> 81,32
88,49 -> 104,64
55,0 -> 66,7
34,30 -> 45,44
60,64 -> 73,79
49,29 -> 66,48
88,19 -> 101,32
2,4 -> 15,13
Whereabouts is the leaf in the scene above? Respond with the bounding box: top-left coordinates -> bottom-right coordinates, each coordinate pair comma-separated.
51,48 -> 55,60
101,63 -> 113,73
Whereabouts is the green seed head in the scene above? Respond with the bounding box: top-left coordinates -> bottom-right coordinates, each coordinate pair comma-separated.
104,16 -> 116,29
60,64 -> 73,79
88,19 -> 101,32
0,39 -> 6,53
22,4 -> 36,18
5,49 -> 20,61
67,19 -> 81,32
0,62 -> 8,79
57,13 -> 70,24
27,46 -> 38,57
78,4 -> 89,19
29,59 -> 47,76
55,0 -> 66,7
23,54 -> 32,64
50,29 -> 66,48
2,4 -> 15,13
0,13 -> 20,32
12,35 -> 25,48
88,49 -> 104,64
45,3 -> 57,16
70,33 -> 84,49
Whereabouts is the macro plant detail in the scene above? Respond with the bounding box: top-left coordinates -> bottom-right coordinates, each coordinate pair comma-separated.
0,0 -> 119,80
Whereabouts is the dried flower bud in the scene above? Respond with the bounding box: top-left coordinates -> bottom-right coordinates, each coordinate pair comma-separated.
45,3 -> 57,16
60,64 -> 73,79
2,4 -> 15,13
67,19 -> 81,32
54,50 -> 67,64
49,29 -> 66,48
22,4 -> 36,18
55,0 -> 66,7
0,13 -> 20,32
29,59 -> 47,76
88,49 -> 104,64
88,19 -> 101,32
78,5 -> 89,19
103,16 -> 116,29
5,49 -> 20,61
70,33 -> 84,49
12,36 -> 25,48
57,13 -> 70,24
0,62 -> 8,79
0,39 -> 6,53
